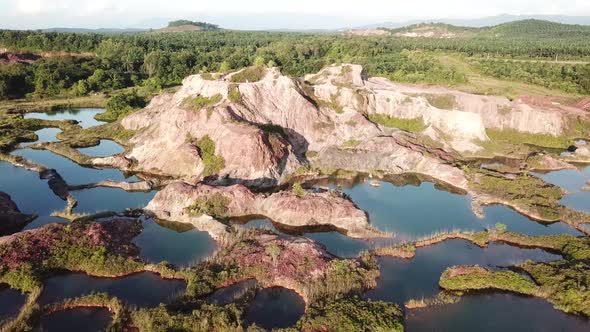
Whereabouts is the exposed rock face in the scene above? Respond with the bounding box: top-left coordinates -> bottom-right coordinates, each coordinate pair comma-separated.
307,64 -> 588,151
115,63 -> 587,189
0,192 -> 35,236
145,181 -> 381,239
121,88 -> 298,187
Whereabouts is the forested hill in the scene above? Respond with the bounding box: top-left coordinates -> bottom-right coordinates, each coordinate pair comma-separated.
1,19 -> 590,102
486,19 -> 590,38
384,19 -> 590,39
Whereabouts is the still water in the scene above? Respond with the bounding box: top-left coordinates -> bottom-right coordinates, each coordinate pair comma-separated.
39,272 -> 186,307
36,308 -> 112,332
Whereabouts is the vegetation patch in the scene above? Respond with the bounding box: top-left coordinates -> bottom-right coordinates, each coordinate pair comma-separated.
439,266 -> 540,295
132,302 -> 247,331
186,193 -> 231,219
521,260 -> 590,317
317,92 -> 344,114
468,168 -> 564,220
487,128 -> 573,149
368,113 -> 426,132
423,93 -> 458,110
227,85 -> 242,104
229,66 -> 266,83
297,297 -> 404,332
292,182 -> 306,198
182,94 -> 222,112
341,139 -> 361,148
95,91 -> 146,122
194,135 -> 225,176
0,220 -> 144,293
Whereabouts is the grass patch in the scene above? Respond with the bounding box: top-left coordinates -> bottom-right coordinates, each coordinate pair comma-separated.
229,66 -> 266,83
0,94 -> 106,113
439,266 -> 540,295
317,92 -> 344,114
194,135 -> 225,177
468,168 -> 564,220
368,114 -> 426,132
182,94 -> 222,112
341,139 -> 361,148
227,85 -> 242,104
186,193 -> 231,219
487,128 -> 573,149
423,93 -> 458,110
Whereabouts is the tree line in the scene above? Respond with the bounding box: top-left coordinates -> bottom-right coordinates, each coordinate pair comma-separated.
1,29 -> 590,100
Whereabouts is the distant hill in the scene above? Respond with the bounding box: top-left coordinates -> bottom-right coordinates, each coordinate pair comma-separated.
378,19 -> 590,39
486,19 -> 590,38
359,14 -> 590,30
387,23 -> 479,38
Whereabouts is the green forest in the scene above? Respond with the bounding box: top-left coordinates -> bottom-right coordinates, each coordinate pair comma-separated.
1,19 -> 590,102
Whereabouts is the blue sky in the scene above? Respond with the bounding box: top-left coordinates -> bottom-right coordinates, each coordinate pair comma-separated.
1,0 -> 589,30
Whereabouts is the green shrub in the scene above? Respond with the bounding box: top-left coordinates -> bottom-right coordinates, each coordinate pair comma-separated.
368,114 -> 426,132
292,182 -> 306,198
96,91 -> 146,122
187,193 -> 231,218
194,135 -> 225,176
228,85 -> 242,103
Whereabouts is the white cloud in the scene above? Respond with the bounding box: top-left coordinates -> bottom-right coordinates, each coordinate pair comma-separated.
2,0 -> 590,29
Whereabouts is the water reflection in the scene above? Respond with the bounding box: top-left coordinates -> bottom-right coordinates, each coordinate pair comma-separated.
406,293 -> 590,332
134,218 -> 216,266
12,149 -> 137,185
243,287 -> 305,330
39,272 -> 186,307
0,285 -> 25,324
24,108 -> 106,129
21,128 -> 62,147
364,239 -> 560,305
78,140 -> 125,158
37,308 -> 112,332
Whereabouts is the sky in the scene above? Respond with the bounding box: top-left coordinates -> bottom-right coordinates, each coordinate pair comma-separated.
1,0 -> 590,30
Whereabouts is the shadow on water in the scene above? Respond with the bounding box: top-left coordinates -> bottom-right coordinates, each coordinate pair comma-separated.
364,239 -> 561,306
39,272 -> 186,307
243,287 -> 305,330
206,279 -> 258,306
36,308 -> 112,332
24,108 -> 106,129
0,285 -> 26,324
134,217 -> 216,267
231,216 -> 371,258
405,293 -> 590,332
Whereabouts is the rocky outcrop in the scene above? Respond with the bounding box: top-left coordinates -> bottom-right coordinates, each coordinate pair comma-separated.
0,192 -> 35,236
115,63 -> 588,190
145,181 -> 382,239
